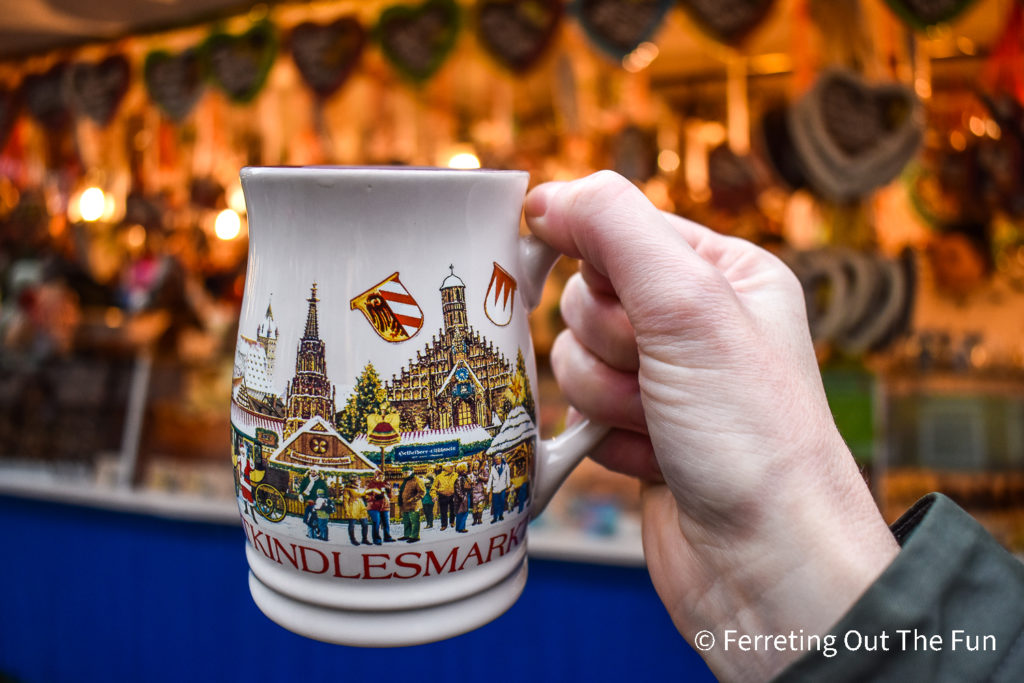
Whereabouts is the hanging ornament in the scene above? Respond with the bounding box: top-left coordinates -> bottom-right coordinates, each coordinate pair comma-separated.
475,0 -> 563,73
0,86 -> 19,151
68,55 -> 131,127
789,68 -> 923,202
677,0 -> 777,46
612,124 -> 658,181
374,0 -> 461,84
290,16 -> 367,99
708,143 -> 760,212
22,62 -> 73,132
882,0 -> 978,31
905,158 -> 971,230
144,47 -> 206,122
573,0 -> 673,60
978,94 -> 1024,218
758,103 -> 809,190
203,21 -> 279,104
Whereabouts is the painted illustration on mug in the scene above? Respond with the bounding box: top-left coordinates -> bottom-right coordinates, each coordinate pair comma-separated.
230,266 -> 536,547
484,261 -> 517,326
350,272 -> 425,343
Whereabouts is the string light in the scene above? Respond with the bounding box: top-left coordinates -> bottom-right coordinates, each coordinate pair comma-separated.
215,208 -> 241,240
125,224 -> 147,249
447,152 -> 481,169
658,149 -> 681,173
623,42 -> 659,73
79,187 -> 106,222
227,185 -> 247,214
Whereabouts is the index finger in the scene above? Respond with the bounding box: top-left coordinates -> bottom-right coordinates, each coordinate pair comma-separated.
524,172 -> 735,331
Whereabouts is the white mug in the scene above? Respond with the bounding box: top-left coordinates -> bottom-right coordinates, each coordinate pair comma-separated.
231,166 -> 605,646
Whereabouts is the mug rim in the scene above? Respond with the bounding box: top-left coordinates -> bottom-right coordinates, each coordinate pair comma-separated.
241,165 -> 529,180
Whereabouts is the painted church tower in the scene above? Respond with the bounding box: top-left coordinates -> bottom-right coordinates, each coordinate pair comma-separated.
385,266 -> 513,432
284,284 -> 337,438
256,300 -> 278,375
440,265 -> 468,333
440,265 -> 469,363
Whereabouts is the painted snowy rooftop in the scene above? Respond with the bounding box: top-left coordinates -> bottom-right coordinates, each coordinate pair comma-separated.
486,406 -> 536,456
351,424 -> 494,452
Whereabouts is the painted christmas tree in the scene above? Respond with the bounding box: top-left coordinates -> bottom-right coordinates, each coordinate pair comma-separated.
515,349 -> 536,420
336,362 -> 396,440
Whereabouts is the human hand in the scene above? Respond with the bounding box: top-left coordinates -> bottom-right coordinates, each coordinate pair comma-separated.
525,171 -> 898,681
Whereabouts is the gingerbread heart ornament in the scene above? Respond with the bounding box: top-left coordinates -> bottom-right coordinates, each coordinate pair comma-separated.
375,0 -> 461,83
23,63 -> 73,132
69,55 -> 131,126
145,48 -> 205,122
678,0 -> 776,46
203,21 -> 278,103
789,69 -> 923,202
290,17 -> 366,99
758,104 -> 809,191
574,0 -> 673,60
476,0 -> 562,73
883,0 -> 978,30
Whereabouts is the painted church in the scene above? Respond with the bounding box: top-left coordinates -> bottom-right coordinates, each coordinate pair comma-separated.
267,284 -> 373,475
232,302 -> 285,422
385,267 -> 514,433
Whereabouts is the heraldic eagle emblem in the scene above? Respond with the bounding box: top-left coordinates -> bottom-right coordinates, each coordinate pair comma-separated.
350,272 -> 425,342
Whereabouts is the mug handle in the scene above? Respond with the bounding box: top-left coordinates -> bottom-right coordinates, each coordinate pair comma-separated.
518,235 -> 610,519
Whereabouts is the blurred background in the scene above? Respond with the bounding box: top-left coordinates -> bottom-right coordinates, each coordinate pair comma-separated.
0,0 -> 1023,680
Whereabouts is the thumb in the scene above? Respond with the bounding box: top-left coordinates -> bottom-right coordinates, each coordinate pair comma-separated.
524,171 -> 733,331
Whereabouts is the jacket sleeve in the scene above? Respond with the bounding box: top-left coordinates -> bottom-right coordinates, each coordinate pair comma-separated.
774,493 -> 1024,682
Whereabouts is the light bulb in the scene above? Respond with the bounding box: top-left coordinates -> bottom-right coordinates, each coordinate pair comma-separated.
79,187 -> 106,222
447,152 -> 481,169
215,209 -> 241,240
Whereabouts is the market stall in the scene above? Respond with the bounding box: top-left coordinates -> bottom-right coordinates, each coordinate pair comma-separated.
1,0 -> 1023,667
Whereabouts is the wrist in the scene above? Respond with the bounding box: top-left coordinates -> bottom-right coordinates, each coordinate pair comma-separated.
644,436 -> 898,681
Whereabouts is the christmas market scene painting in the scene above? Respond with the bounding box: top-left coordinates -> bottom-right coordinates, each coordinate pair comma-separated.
230,266 -> 537,545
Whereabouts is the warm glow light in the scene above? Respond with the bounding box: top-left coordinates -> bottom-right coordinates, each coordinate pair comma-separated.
658,149 -> 681,173
750,52 -> 791,75
986,119 -> 1001,139
125,224 -> 147,249
914,77 -> 932,99
622,42 -> 659,73
227,185 -> 247,214
104,307 -> 124,328
699,122 -> 727,146
956,37 -> 976,55
969,116 -> 986,137
79,187 -> 106,222
215,209 -> 241,240
447,152 -> 481,169
950,131 -> 967,151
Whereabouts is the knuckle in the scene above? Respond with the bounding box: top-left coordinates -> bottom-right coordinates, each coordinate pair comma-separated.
549,329 -> 576,378
563,171 -> 637,220
559,273 -> 585,320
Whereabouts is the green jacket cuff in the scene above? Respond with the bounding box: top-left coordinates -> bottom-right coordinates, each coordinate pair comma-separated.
774,493 -> 1024,682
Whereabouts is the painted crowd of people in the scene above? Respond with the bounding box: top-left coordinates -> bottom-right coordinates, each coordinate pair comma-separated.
296,453 -> 529,545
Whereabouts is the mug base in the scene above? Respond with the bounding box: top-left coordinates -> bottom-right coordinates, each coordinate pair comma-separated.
248,559 -> 527,647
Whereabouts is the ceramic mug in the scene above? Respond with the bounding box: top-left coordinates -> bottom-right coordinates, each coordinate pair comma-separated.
231,166 -> 606,646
